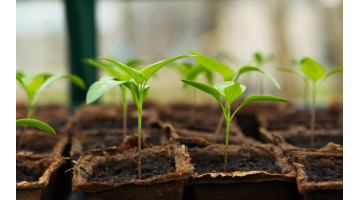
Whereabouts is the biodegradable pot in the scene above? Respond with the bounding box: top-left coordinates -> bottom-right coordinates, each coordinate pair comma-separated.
157,103 -> 258,145
288,147 -> 343,200
72,144 -> 194,200
70,104 -> 157,132
70,121 -> 169,159
184,143 -> 300,200
259,126 -> 343,151
16,129 -> 68,156
232,101 -> 294,140
16,103 -> 70,131
164,121 -> 260,147
16,154 -> 65,200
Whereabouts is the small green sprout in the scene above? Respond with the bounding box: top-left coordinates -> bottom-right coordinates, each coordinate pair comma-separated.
278,57 -> 343,147
84,58 -> 144,143
188,49 -> 281,140
16,71 -> 86,118
182,80 -> 288,172
16,71 -> 85,152
87,55 -> 190,179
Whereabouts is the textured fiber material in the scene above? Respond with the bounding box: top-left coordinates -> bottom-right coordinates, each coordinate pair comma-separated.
72,144 -> 193,200
16,130 -> 68,156
16,154 -> 65,200
184,143 -> 299,200
288,148 -> 343,200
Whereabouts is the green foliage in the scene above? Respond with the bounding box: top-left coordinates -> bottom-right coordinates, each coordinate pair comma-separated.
254,52 -> 274,66
16,71 -> 85,110
188,49 -> 280,89
86,78 -> 126,104
16,119 -> 56,135
182,79 -> 288,172
170,62 -> 214,88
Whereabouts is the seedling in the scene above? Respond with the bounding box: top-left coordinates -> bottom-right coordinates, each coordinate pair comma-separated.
87,55 -> 190,179
16,71 -> 85,152
253,52 -> 274,94
182,80 -> 288,172
188,49 -> 281,141
84,58 -> 144,143
16,119 -> 56,135
278,57 -> 342,147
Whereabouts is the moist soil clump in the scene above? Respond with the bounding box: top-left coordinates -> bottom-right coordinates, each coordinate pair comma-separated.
284,131 -> 343,149
16,155 -> 53,183
90,157 -> 176,183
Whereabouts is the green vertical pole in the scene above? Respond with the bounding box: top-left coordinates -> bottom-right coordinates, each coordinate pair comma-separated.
64,0 -> 97,107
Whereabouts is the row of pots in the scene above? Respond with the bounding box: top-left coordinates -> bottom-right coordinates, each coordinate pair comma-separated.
16,101 -> 343,200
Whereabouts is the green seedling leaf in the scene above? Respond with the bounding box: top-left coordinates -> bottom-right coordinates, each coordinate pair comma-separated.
32,75 -> 85,104
181,79 -> 221,102
277,67 -> 308,80
27,75 -> 45,100
188,49 -> 234,81
123,81 -> 140,105
301,57 -> 326,82
101,57 -> 143,84
323,66 -> 343,81
231,95 -> 288,120
16,119 -> 56,135
125,58 -> 145,68
86,79 -> 126,104
235,66 -> 281,89
84,59 -> 126,79
215,82 -> 246,105
254,52 -> 274,65
140,55 -> 190,82
143,85 -> 150,102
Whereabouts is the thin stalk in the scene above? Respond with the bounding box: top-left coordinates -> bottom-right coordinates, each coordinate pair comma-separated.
122,90 -> 128,144
137,96 -> 143,180
303,80 -> 308,110
309,84 -> 316,148
17,104 -> 35,153
190,87 -> 196,122
214,115 -> 225,142
224,117 -> 231,172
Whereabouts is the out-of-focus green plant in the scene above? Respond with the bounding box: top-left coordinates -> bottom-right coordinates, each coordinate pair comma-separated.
87,55 -> 190,179
278,57 -> 343,147
182,80 -> 288,172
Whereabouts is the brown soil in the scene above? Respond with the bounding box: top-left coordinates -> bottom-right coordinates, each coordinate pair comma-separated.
283,131 -> 343,149
78,146 -> 177,183
290,151 -> 343,183
188,144 -> 281,174
16,154 -> 54,182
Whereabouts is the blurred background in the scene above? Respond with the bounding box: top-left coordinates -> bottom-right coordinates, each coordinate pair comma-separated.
16,0 -> 343,107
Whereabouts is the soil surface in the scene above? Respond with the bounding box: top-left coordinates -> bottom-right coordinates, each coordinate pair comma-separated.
188,145 -> 281,174
16,155 -> 53,183
304,164 -> 343,182
16,130 -> 59,154
284,132 -> 343,149
87,154 -> 175,183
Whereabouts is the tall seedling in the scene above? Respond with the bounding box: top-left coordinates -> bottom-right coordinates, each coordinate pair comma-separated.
188,50 -> 281,141
84,58 -> 144,143
278,57 -> 342,147
182,80 -> 288,172
16,71 -> 85,152
87,55 -> 190,179
253,52 -> 274,94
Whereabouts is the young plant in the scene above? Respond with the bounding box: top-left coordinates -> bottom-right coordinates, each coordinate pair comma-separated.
182,80 -> 288,172
87,55 -> 190,179
278,57 -> 310,109
278,57 -> 343,147
253,52 -> 274,95
188,49 -> 281,140
84,58 -> 144,143
16,71 -> 85,152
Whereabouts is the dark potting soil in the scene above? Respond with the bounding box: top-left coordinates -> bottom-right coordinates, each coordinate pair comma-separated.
284,133 -> 343,149
88,156 -> 176,183
189,145 -> 282,174
304,164 -> 343,182
16,156 -> 53,183
192,155 -> 281,174
76,117 -> 147,131
16,131 -> 59,154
